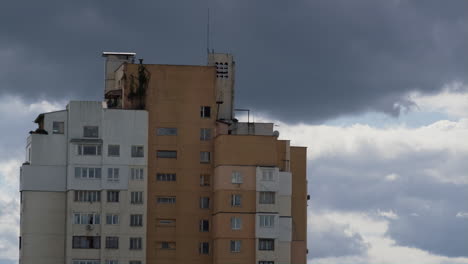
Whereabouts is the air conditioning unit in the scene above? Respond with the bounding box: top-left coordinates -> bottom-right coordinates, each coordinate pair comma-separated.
86,225 -> 94,231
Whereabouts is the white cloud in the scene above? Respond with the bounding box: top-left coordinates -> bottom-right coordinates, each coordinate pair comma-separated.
409,82 -> 468,118
378,210 -> 399,220
456,212 -> 468,219
385,173 -> 399,181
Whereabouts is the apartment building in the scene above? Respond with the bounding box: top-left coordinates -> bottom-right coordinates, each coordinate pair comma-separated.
19,51 -> 307,264
104,52 -> 308,264
20,101 -> 148,264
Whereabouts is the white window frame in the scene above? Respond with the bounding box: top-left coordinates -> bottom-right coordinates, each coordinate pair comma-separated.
231,194 -> 242,207
231,217 -> 242,230
107,144 -> 120,157
231,171 -> 243,184
200,197 -> 210,209
131,191 -> 143,204
77,144 -> 102,156
83,126 -> 99,138
106,214 -> 119,225
230,240 -> 241,253
52,121 -> 64,134
130,214 -> 143,227
157,197 -> 176,204
200,128 -> 211,141
131,168 -> 144,180
200,151 -> 211,163
75,167 -> 102,179
73,213 -> 101,225
200,106 -> 211,118
259,215 -> 275,228
156,173 -> 176,182
262,169 -> 274,181
131,145 -> 144,158
199,219 -> 210,232
200,174 -> 210,186
107,168 -> 119,182
129,237 -> 142,250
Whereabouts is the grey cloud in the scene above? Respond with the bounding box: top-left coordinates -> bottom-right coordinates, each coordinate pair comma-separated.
307,147 -> 468,257
1,0 -> 467,123
308,218 -> 369,259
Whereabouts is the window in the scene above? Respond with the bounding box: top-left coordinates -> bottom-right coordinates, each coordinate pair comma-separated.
129,261 -> 142,264
199,242 -> 210,255
259,262 -> 274,264
73,213 -> 100,225
200,174 -> 210,186
231,194 -> 242,207
200,106 -> 211,118
230,240 -> 241,253
156,173 -> 176,182
200,220 -> 209,232
157,127 -> 178,136
200,152 -> 211,163
107,168 -> 119,182
77,144 -> 102,156
157,219 -> 176,226
231,171 -> 243,184
129,237 -> 142,250
200,128 -> 211,140
108,145 -> 120,157
74,167 -> 102,179
52,121 -> 64,134
258,239 -> 274,251
131,168 -> 144,180
74,191 -> 101,202
157,150 -> 177,159
200,197 -> 210,209
107,191 -> 120,203
262,170 -> 274,181
72,236 -> 100,249
131,191 -> 143,204
83,126 -> 98,138
130,214 -> 143,227
231,217 -> 242,230
131,145 -> 144,157
106,214 -> 119,225
73,260 -> 100,264
105,261 -> 118,264
157,197 -> 176,204
105,236 -> 119,249
159,242 -> 176,250
259,215 -> 275,228
259,192 -> 275,204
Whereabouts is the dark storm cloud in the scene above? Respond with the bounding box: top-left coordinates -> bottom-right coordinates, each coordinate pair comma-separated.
308,149 -> 468,257
1,0 -> 467,122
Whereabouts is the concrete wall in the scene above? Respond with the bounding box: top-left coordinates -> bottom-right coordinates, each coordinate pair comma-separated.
20,191 -> 66,264
207,53 -> 235,121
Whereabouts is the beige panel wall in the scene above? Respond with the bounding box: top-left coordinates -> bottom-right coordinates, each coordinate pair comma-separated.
213,166 -> 256,191
21,191 -> 66,264
214,135 -> 279,167
124,64 -> 217,264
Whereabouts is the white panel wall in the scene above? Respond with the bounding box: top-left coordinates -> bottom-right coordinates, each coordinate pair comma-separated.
20,165 -> 66,191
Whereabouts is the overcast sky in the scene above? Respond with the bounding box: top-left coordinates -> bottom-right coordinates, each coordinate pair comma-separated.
0,1 -> 467,263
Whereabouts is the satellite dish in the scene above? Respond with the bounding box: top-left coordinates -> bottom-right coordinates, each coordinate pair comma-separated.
273,131 -> 280,137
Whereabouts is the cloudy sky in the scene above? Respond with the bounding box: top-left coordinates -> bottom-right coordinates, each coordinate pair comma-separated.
0,0 -> 467,263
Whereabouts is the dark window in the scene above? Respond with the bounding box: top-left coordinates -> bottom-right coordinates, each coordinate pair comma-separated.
230,240 -> 241,253
130,214 -> 143,227
199,242 -> 210,255
52,121 -> 64,134
83,126 -> 98,138
157,150 -> 177,159
200,152 -> 211,163
129,237 -> 142,250
200,128 -> 211,141
157,128 -> 178,136
200,197 -> 210,209
74,191 -> 101,202
259,192 -> 275,204
258,239 -> 274,251
105,236 -> 119,249
200,174 -> 210,186
108,145 -> 120,157
78,144 -> 102,156
156,173 -> 176,181
200,220 -> 209,232
107,191 -> 120,203
157,197 -> 176,204
131,146 -> 144,157
231,194 -> 242,207
200,106 -> 211,118
259,262 -> 274,264
72,236 -> 101,249
131,191 -> 143,204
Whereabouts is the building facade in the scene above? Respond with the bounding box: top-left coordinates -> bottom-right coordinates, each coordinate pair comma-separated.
19,52 -> 307,264
20,101 -> 148,264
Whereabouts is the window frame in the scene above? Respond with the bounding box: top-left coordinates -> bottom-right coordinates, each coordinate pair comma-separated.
200,128 -> 211,141
200,151 -> 211,163
231,217 -> 242,230
83,126 -> 99,138
157,127 -> 178,136
107,144 -> 120,157
200,106 -> 211,118
52,121 -> 64,134
259,191 -> 276,204
231,171 -> 243,184
230,240 -> 241,253
157,150 -> 177,159
231,194 -> 242,207
131,145 -> 144,158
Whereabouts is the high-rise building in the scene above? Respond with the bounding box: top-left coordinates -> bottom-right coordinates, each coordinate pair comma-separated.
19,52 -> 307,264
